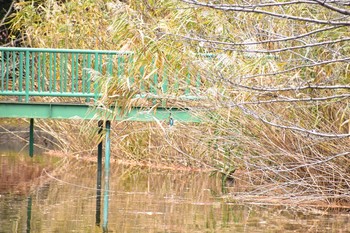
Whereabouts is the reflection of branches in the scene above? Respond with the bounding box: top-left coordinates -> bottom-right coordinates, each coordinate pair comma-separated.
181,0 -> 350,25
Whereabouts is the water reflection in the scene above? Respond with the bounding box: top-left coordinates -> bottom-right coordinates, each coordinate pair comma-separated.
26,196 -> 32,233
0,153 -> 349,233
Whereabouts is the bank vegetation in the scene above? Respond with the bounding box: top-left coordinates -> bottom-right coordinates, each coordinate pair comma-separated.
2,0 -> 350,207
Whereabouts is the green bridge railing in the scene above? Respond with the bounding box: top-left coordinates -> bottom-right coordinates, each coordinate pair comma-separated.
0,47 -> 204,104
0,47 -> 126,102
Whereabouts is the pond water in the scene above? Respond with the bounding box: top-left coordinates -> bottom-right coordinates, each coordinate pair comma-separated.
0,151 -> 349,233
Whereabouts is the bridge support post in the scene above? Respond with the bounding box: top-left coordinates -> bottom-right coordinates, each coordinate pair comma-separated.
95,120 -> 103,226
103,120 -> 111,231
29,118 -> 34,157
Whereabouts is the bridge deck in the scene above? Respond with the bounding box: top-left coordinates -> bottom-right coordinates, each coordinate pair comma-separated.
0,47 -> 204,122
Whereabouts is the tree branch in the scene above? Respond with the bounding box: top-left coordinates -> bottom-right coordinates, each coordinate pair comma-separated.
0,1 -> 15,26
236,105 -> 350,138
311,0 -> 350,16
181,0 -> 350,25
233,94 -> 350,105
166,25 -> 343,47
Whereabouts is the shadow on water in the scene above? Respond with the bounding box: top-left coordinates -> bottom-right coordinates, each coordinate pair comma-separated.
1,150 -> 350,232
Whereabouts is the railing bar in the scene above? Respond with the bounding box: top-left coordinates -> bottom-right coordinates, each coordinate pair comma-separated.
71,53 -> 75,93
12,51 -> 16,92
151,59 -> 157,95
107,54 -> 113,76
59,53 -> 63,93
64,53 -> 68,92
25,51 -> 30,102
153,73 -> 158,94
49,53 -> 53,93
86,53 -> 92,101
82,54 -> 86,93
75,53 -> 79,91
140,66 -> 145,93
38,53 -> 42,92
1,51 -> 4,91
99,53 -> 103,73
0,47 -> 133,55
53,53 -> 57,92
31,52 -> 35,92
152,58 -> 158,105
128,54 -> 134,86
185,70 -> 191,95
196,72 -> 201,94
174,71 -> 179,93
161,63 -> 168,107
42,53 -> 46,92
19,52 -> 23,102
0,91 -> 99,97
162,65 -> 168,94
5,51 -> 9,91
94,52 -> 100,102
117,55 -> 124,82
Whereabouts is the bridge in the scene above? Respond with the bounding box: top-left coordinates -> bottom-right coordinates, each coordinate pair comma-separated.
0,46 -> 208,230
0,46 -> 206,154
0,47 -> 204,120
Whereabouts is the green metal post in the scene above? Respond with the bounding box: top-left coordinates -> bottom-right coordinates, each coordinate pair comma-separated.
103,120 -> 111,231
29,118 -> 34,157
96,120 -> 103,226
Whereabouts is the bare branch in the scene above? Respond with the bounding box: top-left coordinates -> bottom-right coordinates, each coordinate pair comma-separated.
218,37 -> 350,54
0,1 -> 15,26
166,25 -> 343,47
240,57 -> 350,79
232,83 -> 350,92
233,94 -> 350,105
275,151 -> 350,172
236,105 -> 350,138
181,0 -> 350,25
311,0 -> 350,15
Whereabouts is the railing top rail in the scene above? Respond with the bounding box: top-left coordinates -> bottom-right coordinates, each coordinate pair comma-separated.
0,47 -> 133,55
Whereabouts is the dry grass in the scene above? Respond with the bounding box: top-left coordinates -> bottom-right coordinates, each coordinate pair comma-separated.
5,0 -> 350,206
